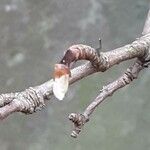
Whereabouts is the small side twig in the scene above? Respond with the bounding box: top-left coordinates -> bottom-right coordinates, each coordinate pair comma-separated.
69,59 -> 146,138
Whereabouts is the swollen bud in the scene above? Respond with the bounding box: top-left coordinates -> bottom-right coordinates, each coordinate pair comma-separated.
53,64 -> 70,100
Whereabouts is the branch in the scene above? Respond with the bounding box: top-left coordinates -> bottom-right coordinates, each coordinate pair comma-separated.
0,9 -> 150,142
0,33 -> 149,120
68,8 -> 150,138
69,59 -> 146,138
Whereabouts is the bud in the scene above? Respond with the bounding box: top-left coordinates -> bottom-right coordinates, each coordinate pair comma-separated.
53,64 -> 71,100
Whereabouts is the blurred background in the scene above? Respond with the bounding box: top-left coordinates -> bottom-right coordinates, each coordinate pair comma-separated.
0,0 -> 149,150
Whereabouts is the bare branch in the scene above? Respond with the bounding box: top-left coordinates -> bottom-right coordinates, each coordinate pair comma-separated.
69,8 -> 150,138
83,60 -> 144,117
69,59 -> 146,138
0,33 -> 149,120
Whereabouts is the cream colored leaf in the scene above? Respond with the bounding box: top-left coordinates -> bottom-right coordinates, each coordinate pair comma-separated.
53,74 -> 69,100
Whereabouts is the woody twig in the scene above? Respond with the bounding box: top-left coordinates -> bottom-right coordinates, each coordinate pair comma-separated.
68,9 -> 150,138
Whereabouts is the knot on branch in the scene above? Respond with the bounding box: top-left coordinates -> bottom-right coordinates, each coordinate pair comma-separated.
0,87 -> 46,120
123,69 -> 137,84
68,113 -> 89,138
18,87 -> 45,114
0,93 -> 18,107
122,60 -> 143,85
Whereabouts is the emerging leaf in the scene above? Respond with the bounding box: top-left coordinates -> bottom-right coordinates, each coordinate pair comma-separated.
53,64 -> 70,100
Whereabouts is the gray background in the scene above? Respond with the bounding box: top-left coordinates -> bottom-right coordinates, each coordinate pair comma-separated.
0,0 -> 150,150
